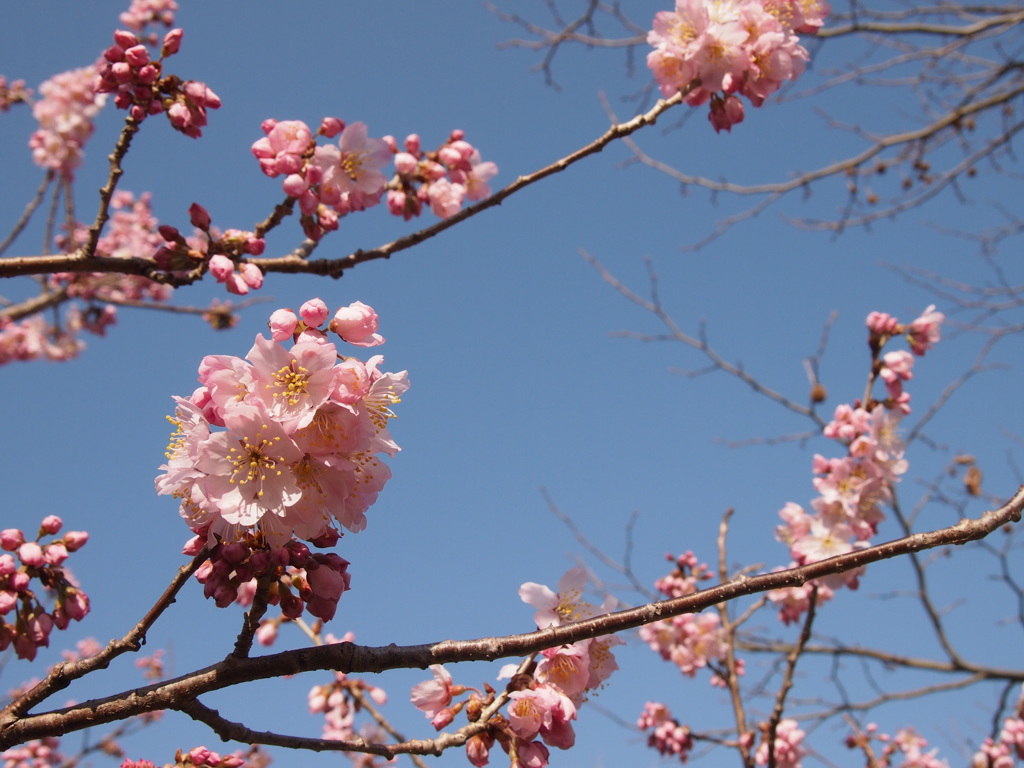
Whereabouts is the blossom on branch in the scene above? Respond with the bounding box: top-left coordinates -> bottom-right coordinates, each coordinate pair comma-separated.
646,0 -> 828,132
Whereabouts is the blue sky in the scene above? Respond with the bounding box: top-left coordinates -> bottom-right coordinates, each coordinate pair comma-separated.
1,3 -> 1022,767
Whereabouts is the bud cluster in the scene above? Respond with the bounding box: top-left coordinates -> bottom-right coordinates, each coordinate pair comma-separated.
0,516 -> 90,661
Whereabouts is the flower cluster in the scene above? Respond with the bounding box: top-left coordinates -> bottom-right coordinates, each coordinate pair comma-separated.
647,0 -> 829,132
639,552 -> 738,681
119,0 -> 178,36
771,305 -> 944,623
387,130 -> 498,220
309,659 -> 389,743
637,702 -> 694,762
155,299 -> 407,551
29,66 -> 106,175
54,191 -> 175,305
1,738 -> 65,768
155,202 -> 267,295
846,723 -> 952,768
0,75 -> 30,112
409,567 -> 620,768
121,745 -> 259,768
0,315 -> 83,365
95,27 -> 221,137
0,517 -> 90,661
973,685 -> 1024,768
251,119 -> 497,240
755,719 -> 807,768
189,532 -> 351,622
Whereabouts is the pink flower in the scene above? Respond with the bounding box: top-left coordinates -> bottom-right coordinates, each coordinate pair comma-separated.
426,178 -> 465,218
755,718 -> 807,768
536,643 -> 590,698
195,403 -> 304,534
508,688 -> 552,741
519,566 -> 616,628
246,334 -> 339,429
410,665 -> 455,718
330,301 -> 385,347
866,310 -> 900,336
312,121 -> 391,203
907,304 -> 944,355
251,120 -> 314,177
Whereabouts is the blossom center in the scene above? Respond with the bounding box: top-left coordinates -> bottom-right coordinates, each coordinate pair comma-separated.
268,363 -> 310,405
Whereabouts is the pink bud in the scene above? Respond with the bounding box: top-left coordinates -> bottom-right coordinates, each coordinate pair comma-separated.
0,591 -> 16,615
319,117 -> 344,137
225,273 -> 249,295
268,308 -> 299,341
1,529 -> 24,550
162,28 -> 183,56
124,45 -> 150,68
0,555 -> 14,576
255,621 -> 278,646
309,528 -> 342,548
239,262 -> 263,289
39,516 -> 62,535
9,572 -> 30,592
113,29 -> 139,49
394,152 -> 418,175
208,254 -> 235,282
404,133 -> 421,155
27,612 -> 53,643
111,62 -> 133,84
280,590 -> 304,619
65,589 -> 90,621
282,173 -> 308,197
44,543 -> 68,566
299,298 -> 329,328
104,44 -> 126,63
330,301 -> 384,347
242,237 -> 265,256
220,542 -> 248,564
18,542 -> 44,567
189,202 -> 211,230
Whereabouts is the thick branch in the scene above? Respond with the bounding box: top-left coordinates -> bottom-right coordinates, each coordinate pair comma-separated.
3,485 -> 1020,749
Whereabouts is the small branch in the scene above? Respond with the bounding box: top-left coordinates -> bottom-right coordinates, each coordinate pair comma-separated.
0,89 -> 691,281
1,547 -> 209,721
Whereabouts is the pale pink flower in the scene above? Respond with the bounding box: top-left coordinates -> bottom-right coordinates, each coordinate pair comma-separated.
410,665 -> 455,718
508,688 -> 554,742
791,518 -> 853,564
907,304 -> 944,355
195,402 -> 304,531
464,150 -> 498,201
312,122 -> 391,203
247,334 -> 339,430
536,643 -> 590,697
426,178 -> 466,218
251,120 -> 314,177
755,718 -> 807,768
519,565 -> 616,628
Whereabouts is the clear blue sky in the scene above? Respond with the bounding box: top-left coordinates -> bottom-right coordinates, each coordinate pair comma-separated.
1,3 -> 1021,767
